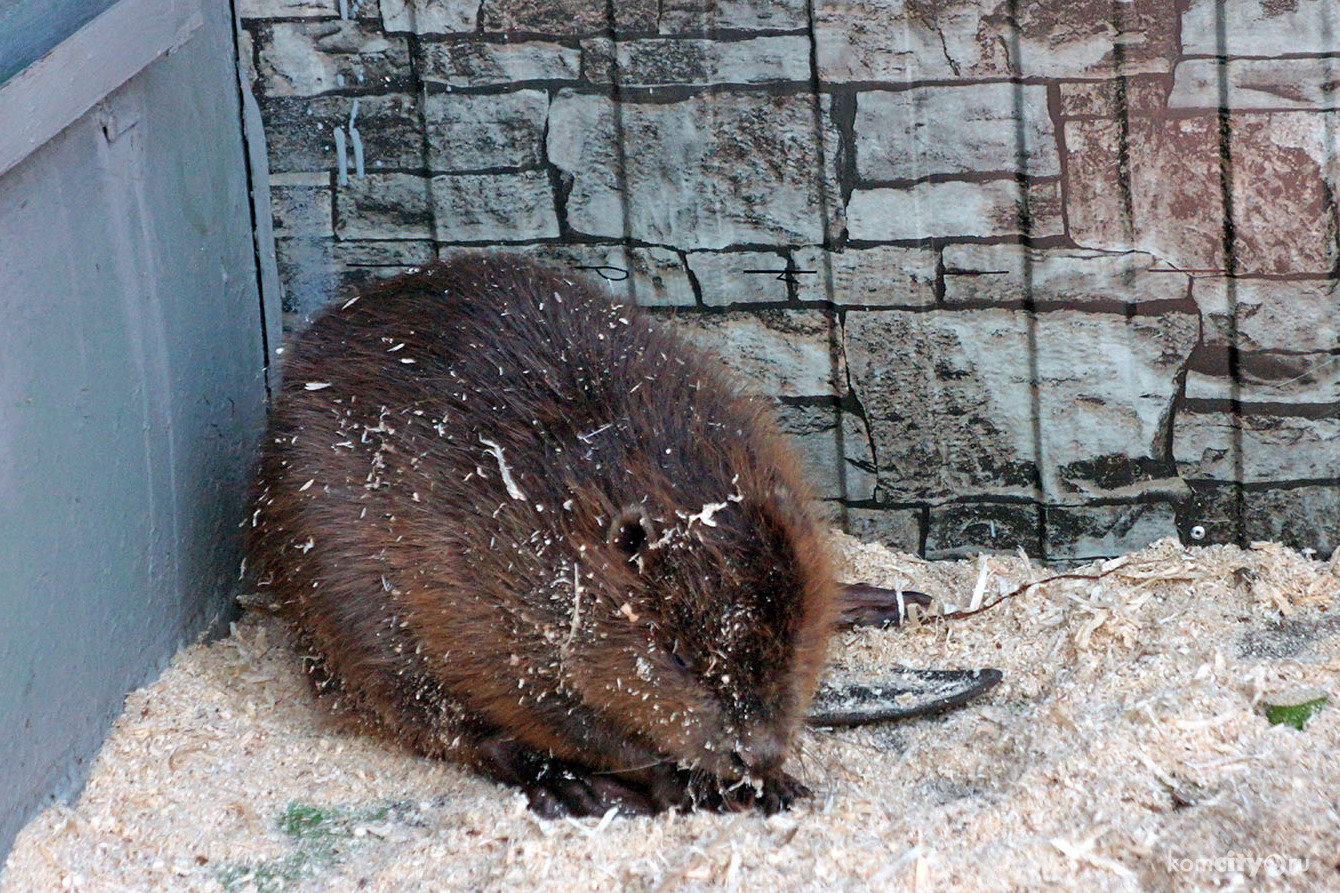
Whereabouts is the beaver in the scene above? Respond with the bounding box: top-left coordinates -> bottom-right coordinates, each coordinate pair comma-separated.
246,255 -> 927,817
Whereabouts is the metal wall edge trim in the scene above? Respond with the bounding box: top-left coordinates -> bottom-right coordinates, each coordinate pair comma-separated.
0,0 -> 204,178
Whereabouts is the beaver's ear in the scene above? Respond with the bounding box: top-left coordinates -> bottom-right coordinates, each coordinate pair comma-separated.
607,504 -> 656,558
770,482 -> 797,510
766,481 -> 808,522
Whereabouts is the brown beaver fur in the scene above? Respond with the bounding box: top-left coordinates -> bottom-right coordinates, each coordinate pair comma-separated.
246,255 -> 839,816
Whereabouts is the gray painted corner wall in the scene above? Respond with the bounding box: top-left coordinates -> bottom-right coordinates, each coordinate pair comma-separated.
0,0 -> 268,860
0,0 -> 120,84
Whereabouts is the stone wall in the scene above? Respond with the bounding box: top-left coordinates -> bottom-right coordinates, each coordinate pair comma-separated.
237,0 -> 1340,561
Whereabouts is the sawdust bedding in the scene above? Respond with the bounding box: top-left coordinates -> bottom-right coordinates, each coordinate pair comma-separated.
5,535 -> 1339,892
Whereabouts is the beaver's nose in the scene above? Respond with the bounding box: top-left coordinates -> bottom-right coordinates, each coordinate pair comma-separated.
737,726 -> 787,775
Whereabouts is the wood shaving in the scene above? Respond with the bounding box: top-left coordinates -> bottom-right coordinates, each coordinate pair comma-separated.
4,536 -> 1338,892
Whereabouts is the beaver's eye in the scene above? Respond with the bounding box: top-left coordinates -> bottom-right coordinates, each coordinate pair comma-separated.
607,504 -> 655,558
669,641 -> 694,672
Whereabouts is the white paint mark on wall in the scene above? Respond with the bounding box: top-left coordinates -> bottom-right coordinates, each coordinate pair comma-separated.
334,125 -> 348,185
349,99 -> 364,178
332,99 -> 364,185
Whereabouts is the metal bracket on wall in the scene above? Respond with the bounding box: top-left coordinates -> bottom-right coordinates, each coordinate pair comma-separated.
0,0 -> 203,178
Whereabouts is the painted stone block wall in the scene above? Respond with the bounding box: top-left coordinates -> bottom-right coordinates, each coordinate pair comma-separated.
237,0 -> 1340,561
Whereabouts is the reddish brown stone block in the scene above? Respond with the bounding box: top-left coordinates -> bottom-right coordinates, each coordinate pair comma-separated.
1066,112 -> 1338,275
1067,115 -> 1226,272
1229,116 -> 1339,276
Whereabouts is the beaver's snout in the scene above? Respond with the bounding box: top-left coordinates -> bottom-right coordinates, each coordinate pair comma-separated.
735,726 -> 789,776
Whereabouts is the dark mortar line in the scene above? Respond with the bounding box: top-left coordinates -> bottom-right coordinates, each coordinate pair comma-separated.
816,76 -> 1064,93
1038,555 -> 1123,569
255,81 -> 420,100
940,248 -> 1188,276
1179,398 -> 1340,419
850,492 -> 1191,512
1052,106 -> 1321,122
684,296 -> 830,316
1050,71 -> 1170,89
805,0 -> 852,539
410,28 -> 814,44
413,32 -> 587,49
419,79 -> 588,94
432,235 -> 633,246
1177,52 -> 1340,62
430,237 -> 592,249
331,262 -> 433,269
541,100 -> 575,244
415,26 -> 816,42
1110,56 -> 1137,261
327,169 -> 347,240
648,302 -> 836,322
1186,476 -> 1340,493
839,497 -> 932,512
840,409 -> 885,509
836,391 -> 865,415
853,172 -> 1064,191
564,80 -> 840,103
1171,0 -> 1185,69
1003,0 -> 1047,556
829,302 -> 942,313
826,87 -> 858,211
676,247 -> 706,307
781,248 -> 804,304
1187,346 -> 1340,373
316,236 -> 436,245
1175,271 -> 1340,282
677,241 -> 811,253
931,242 -> 947,308
421,78 -> 822,95
919,494 -> 1054,509
843,234 -> 1076,251
238,19 -> 267,78
936,296 -> 1201,316
421,163 -> 556,177
438,235 -> 828,256
1166,104 -> 1340,115
586,28 -> 814,42
1215,0 -> 1248,548
238,15 -> 348,23
1049,80 -> 1072,246
260,79 -> 834,104
776,394 -> 849,411
1040,495 -> 1190,510
404,30 -> 437,251
1159,281 -> 1196,470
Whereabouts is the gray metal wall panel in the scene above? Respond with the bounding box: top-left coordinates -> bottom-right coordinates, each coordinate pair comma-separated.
0,0 -> 266,858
